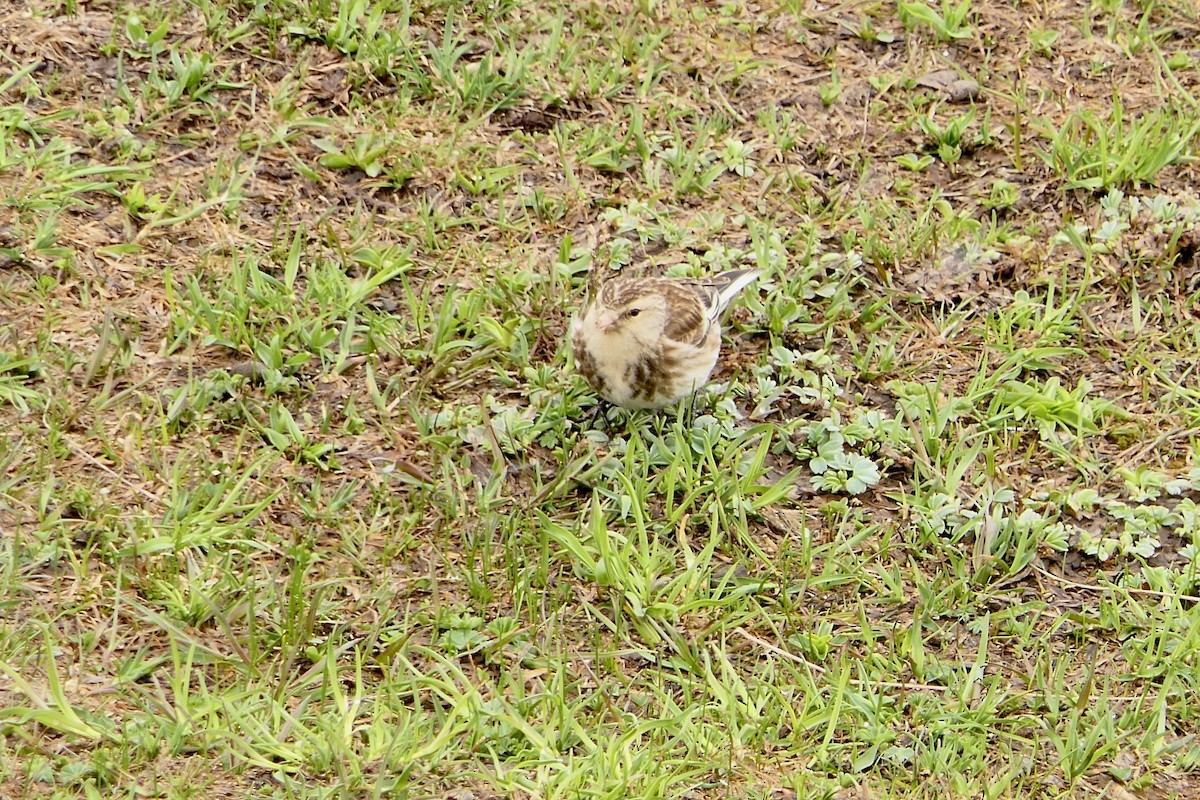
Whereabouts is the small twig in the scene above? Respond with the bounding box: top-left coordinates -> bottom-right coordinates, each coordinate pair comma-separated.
1033,564 -> 1200,604
1104,425 -> 1200,483
83,308 -> 115,386
734,628 -> 952,693
61,434 -> 162,506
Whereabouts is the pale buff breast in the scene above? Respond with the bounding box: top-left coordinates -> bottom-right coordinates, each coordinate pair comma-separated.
583,324 -> 721,409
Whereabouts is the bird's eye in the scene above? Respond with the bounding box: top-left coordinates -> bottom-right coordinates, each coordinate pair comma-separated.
628,308 -> 641,317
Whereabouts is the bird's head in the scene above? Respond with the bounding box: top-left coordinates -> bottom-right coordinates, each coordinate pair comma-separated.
590,286 -> 670,344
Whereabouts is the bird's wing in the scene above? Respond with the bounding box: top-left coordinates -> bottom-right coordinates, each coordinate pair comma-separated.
661,282 -> 712,346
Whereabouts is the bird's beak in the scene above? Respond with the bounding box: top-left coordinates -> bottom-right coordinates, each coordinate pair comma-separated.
595,310 -> 620,333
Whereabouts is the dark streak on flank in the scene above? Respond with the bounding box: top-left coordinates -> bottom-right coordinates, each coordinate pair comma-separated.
627,346 -> 690,405
626,353 -> 664,404
573,334 -> 608,398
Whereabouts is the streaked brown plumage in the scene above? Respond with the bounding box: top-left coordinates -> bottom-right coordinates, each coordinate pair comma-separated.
570,268 -> 762,409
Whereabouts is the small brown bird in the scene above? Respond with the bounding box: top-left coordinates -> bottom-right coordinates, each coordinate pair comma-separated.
570,268 -> 763,409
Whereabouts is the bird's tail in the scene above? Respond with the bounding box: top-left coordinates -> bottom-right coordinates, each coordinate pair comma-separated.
712,268 -> 764,315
